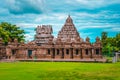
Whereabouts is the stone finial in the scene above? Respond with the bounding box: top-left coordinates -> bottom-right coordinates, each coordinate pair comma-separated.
86,37 -> 90,42
66,15 -> 73,23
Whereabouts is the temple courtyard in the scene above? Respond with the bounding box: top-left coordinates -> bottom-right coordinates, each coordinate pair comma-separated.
0,62 -> 120,80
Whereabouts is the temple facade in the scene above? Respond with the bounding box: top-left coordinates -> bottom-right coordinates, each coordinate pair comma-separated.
0,15 -> 103,61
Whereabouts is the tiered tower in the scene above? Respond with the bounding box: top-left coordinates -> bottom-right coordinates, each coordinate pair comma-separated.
57,15 -> 80,42
35,25 -> 53,46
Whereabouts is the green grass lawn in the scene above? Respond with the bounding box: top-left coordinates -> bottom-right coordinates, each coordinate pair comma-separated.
0,62 -> 120,80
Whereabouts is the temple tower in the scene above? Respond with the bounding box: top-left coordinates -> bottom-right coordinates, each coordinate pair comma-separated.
35,25 -> 54,46
57,15 -> 80,42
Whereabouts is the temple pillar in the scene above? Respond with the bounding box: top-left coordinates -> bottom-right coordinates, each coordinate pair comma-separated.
78,49 -> 81,59
80,48 -> 83,59
73,48 -> 75,59
54,48 -> 57,59
92,48 -> 94,58
69,49 -> 71,59
50,48 -> 53,59
90,48 -> 92,59
59,48 -> 62,59
64,48 -> 66,59
25,49 -> 28,59
82,48 -> 85,59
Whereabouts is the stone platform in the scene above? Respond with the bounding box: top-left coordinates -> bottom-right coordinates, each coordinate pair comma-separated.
14,58 -> 107,63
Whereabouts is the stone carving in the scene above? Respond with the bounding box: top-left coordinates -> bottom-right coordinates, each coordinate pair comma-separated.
0,15 -> 103,60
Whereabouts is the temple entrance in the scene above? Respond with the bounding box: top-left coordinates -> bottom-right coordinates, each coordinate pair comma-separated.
12,50 -> 15,55
57,49 -> 59,55
11,49 -> 16,59
76,49 -> 79,55
85,49 -> 89,55
47,49 -> 50,55
28,50 -> 32,58
96,49 -> 99,55
61,48 -> 64,59
66,49 -> 69,55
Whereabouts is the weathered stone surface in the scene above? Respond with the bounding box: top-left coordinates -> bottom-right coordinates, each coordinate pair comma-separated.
0,15 -> 103,61
35,25 -> 54,46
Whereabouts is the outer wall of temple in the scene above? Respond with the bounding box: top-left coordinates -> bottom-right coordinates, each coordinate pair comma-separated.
0,15 -> 103,61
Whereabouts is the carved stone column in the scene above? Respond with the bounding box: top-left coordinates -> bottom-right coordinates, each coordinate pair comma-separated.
64,48 -> 66,59
80,49 -> 82,59
73,48 -> 75,59
50,48 -> 53,58
92,48 -> 94,58
69,48 -> 71,59
59,48 -> 62,59
82,48 -> 85,58
78,49 -> 81,59
55,48 -> 57,59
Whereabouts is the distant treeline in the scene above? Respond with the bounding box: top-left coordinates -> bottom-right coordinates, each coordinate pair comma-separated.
101,32 -> 120,56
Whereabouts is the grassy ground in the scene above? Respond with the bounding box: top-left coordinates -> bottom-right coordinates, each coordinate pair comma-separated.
0,62 -> 120,80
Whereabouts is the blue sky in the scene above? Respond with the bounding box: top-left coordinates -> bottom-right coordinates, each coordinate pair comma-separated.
0,0 -> 120,42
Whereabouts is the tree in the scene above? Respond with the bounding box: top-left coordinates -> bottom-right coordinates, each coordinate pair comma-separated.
0,26 -> 9,43
101,32 -> 120,56
115,33 -> 120,50
101,32 -> 108,47
0,22 -> 25,44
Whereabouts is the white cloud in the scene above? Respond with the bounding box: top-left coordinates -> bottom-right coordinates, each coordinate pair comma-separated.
24,33 -> 35,41
17,23 -> 39,28
70,0 -> 120,9
35,13 -> 67,23
104,27 -> 120,32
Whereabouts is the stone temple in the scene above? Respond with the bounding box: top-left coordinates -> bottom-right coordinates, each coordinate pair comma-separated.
0,15 -> 105,62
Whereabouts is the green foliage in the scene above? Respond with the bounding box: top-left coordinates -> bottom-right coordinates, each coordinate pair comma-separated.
0,22 -> 25,44
0,27 -> 9,43
0,62 -> 120,80
101,32 -> 108,47
101,32 -> 120,56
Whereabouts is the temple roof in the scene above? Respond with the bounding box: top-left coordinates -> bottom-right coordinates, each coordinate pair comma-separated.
57,15 -> 80,41
35,25 -> 53,45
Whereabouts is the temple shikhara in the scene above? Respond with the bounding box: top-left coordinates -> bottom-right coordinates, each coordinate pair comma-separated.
0,15 -> 105,62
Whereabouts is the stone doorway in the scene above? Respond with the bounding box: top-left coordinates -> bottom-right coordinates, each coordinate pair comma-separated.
11,49 -> 16,59
28,50 -> 32,58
